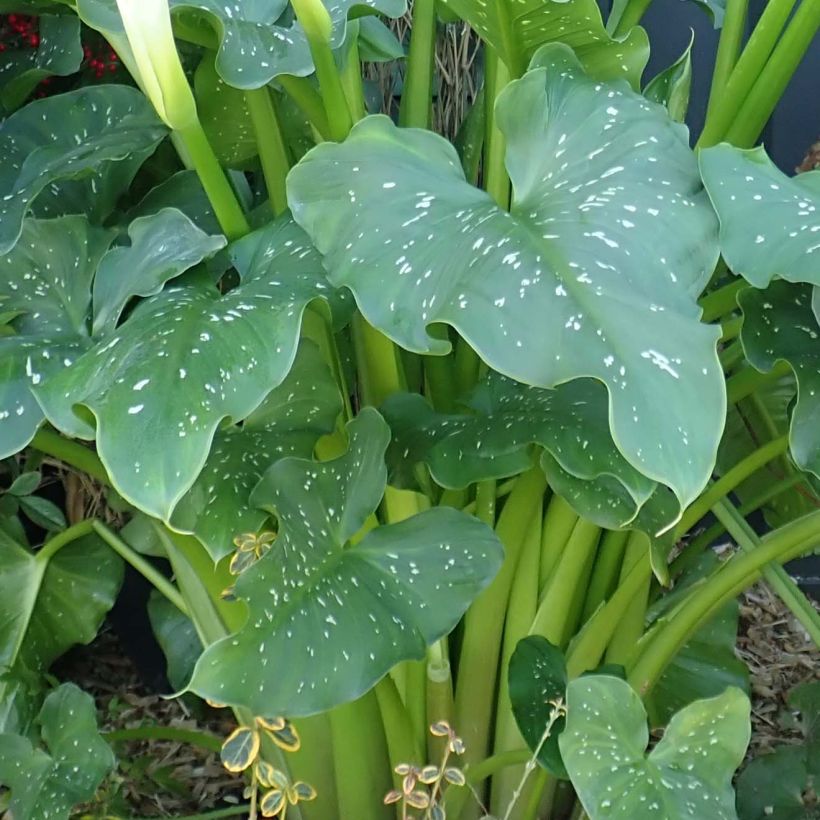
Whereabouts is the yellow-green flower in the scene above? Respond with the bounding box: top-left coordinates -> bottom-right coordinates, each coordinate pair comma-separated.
115,0 -> 197,129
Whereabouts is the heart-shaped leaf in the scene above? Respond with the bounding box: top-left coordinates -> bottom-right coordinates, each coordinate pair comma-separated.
37,215 -> 336,521
288,44 -> 724,515
0,527 -> 123,680
383,375 -> 658,529
147,590 -> 202,691
91,207 -> 227,336
187,408 -> 503,716
170,340 -> 342,561
0,14 -> 83,112
560,676 -> 750,819
508,636 -> 569,778
439,0 -> 648,83
736,746 -> 814,820
0,217 -> 114,459
740,282 -> 820,480
0,683 -> 114,820
0,85 -> 167,255
700,145 -> 820,289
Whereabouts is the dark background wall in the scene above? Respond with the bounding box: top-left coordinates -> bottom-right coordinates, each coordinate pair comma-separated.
601,0 -> 819,172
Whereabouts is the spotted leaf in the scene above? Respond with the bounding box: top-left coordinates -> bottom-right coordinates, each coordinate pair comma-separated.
170,340 -> 342,562
76,0 -> 407,89
0,14 -> 83,112
288,44 -> 724,516
0,85 -> 167,255
187,409 -> 504,716
36,215 -> 336,521
92,207 -> 227,336
0,216 -> 114,459
439,0 -> 648,83
0,683 -> 114,820
700,145 -> 820,288
560,676 -> 750,819
739,281 -> 820,480
383,375 -> 658,529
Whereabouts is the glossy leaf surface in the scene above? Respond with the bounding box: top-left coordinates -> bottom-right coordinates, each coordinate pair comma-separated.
0,85 -> 166,254
37,216 -> 335,521
188,409 -> 503,715
289,45 -> 724,514
560,676 -> 750,819
701,145 -> 820,288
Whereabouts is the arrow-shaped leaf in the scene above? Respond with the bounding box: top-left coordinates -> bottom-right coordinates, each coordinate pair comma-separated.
187,409 -> 504,716
288,44 -> 724,515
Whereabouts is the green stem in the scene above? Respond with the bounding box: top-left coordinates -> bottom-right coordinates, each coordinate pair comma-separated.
278,75 -> 331,140
530,518 -> 600,646
581,528 -> 630,622
712,498 -> 820,645
454,468 -> 547,779
720,315 -> 744,343
35,519 -> 95,563
698,279 -> 746,323
726,362 -> 792,406
30,429 -> 108,484
426,656 -> 455,759
698,0 -> 802,147
672,472 -> 807,576
375,674 -> 424,769
566,540 -> 653,677
490,506 -> 544,816
176,121 -> 250,240
719,339 -> 745,372
604,534 -> 650,667
103,725 -> 222,752
329,694 -> 392,820
675,435 -> 790,536
703,0 -> 750,129
339,24 -> 367,121
539,493 -> 579,594
483,49 -> 511,209
351,313 -> 406,407
245,86 -> 290,215
92,521 -> 188,616
399,0 -> 437,128
724,0 -> 820,147
628,509 -> 820,695
610,0 -> 653,37
306,41 -> 352,141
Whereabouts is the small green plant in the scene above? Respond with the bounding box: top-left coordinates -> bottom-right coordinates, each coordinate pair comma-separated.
0,0 -> 818,817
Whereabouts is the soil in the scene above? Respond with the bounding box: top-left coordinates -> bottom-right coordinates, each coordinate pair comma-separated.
52,580 -> 819,819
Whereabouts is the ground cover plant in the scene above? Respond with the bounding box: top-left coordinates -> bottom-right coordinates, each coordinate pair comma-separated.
0,0 -> 818,817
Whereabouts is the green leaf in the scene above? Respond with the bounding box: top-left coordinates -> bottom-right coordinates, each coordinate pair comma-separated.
7,471 -> 42,497
0,14 -> 83,112
0,85 -> 167,255
736,746 -> 814,820
0,528 -> 123,679
77,0 -> 407,89
740,282 -> 820,480
0,683 -> 114,820
560,676 -> 750,819
790,681 -> 820,776
91,208 -> 227,336
187,409 -> 503,716
357,16 -> 404,62
220,726 -> 260,772
170,340 -> 342,561
643,33 -> 693,122
193,54 -> 257,169
36,215 -> 335,521
508,636 -> 569,778
126,171 -> 222,236
383,375 -> 658,529
0,217 -> 114,459
288,44 -> 724,515
18,495 -> 67,532
440,0 -> 648,83
147,590 -> 202,691
700,145 -> 820,288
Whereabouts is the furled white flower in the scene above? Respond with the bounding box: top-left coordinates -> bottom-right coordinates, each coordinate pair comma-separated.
115,0 -> 197,129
